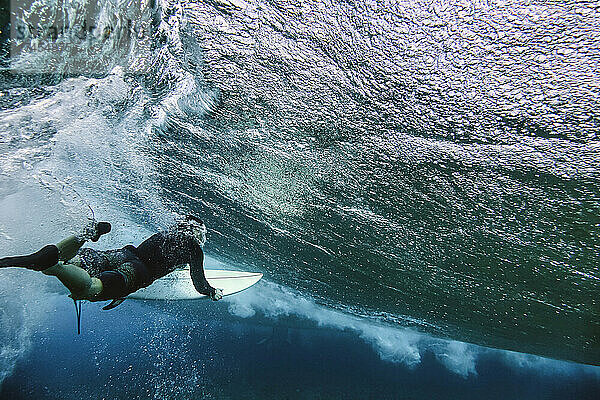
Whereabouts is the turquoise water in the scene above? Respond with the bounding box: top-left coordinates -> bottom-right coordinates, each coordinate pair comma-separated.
1,0 -> 599,397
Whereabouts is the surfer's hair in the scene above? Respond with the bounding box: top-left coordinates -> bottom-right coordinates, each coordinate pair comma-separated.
174,214 -> 207,247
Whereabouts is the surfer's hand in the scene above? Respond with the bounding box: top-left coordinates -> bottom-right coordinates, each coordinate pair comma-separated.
210,288 -> 223,301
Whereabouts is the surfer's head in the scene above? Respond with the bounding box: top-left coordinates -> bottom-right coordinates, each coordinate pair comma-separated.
176,214 -> 207,247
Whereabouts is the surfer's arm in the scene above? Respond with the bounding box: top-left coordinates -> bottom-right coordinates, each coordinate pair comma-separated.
188,248 -> 216,297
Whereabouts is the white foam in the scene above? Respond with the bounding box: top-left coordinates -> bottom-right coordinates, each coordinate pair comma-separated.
0,175 -> 90,388
358,325 -> 422,367
0,270 -> 60,388
497,350 -> 600,377
226,280 -> 432,370
225,279 -> 599,378
434,340 -> 478,377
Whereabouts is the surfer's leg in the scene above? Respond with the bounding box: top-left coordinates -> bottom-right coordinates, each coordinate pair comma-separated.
66,259 -> 150,301
0,248 -> 103,300
42,258 -> 149,302
0,245 -> 59,270
0,222 -> 111,270
41,247 -> 149,301
0,236 -> 84,270
56,236 -> 86,262
56,221 -> 112,261
42,262 -> 103,300
0,236 -> 87,270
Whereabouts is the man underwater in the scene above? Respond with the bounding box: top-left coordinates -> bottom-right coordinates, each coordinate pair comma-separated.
0,215 -> 223,308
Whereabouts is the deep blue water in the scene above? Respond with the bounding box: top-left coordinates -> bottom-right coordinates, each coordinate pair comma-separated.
0,294 -> 598,400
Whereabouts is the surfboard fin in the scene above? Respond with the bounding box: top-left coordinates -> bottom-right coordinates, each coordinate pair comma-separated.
102,298 -> 126,310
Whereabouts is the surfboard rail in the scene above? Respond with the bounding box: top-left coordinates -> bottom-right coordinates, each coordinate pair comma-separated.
128,268 -> 263,300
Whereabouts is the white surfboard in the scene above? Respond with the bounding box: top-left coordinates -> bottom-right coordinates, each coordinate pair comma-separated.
128,268 -> 263,300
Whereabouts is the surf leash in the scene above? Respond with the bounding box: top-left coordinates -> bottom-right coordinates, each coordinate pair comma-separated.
72,298 -> 82,335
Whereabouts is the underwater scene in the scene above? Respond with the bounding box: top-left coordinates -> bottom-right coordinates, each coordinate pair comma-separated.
0,0 -> 599,398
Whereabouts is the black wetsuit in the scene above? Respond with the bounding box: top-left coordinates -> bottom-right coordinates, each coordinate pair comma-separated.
76,229 -> 214,300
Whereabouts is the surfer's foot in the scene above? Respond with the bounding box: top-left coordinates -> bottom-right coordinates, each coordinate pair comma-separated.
0,244 -> 59,271
82,221 -> 111,242
91,222 -> 111,242
210,288 -> 223,301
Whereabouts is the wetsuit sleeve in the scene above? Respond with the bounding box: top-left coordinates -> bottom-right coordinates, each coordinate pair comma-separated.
188,243 -> 215,296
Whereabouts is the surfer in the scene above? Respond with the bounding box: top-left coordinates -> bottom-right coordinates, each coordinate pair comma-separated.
0,215 -> 223,308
